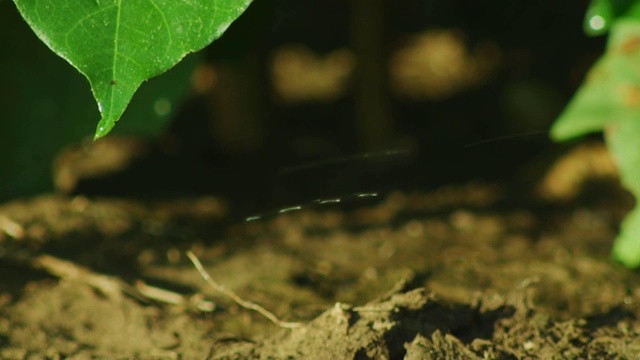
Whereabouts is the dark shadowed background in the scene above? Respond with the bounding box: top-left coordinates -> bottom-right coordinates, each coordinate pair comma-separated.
0,0 -> 604,214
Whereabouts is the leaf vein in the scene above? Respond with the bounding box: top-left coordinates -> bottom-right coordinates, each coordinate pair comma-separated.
108,0 -> 123,120
147,0 -> 172,58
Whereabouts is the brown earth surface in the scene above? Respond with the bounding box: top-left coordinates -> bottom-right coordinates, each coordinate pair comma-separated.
1,177 -> 640,359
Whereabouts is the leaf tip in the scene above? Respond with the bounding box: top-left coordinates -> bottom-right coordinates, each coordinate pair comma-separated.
612,207 -> 640,268
549,120 -> 571,142
93,122 -> 112,140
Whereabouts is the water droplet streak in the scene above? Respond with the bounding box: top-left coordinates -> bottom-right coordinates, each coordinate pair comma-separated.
244,192 -> 379,222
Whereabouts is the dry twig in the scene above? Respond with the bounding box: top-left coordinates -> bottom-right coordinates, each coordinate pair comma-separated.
31,254 -> 215,312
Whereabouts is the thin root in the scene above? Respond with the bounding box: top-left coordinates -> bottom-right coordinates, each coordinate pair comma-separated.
186,250 -> 303,329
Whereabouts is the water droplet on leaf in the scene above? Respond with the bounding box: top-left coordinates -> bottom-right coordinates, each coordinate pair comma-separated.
584,0 -> 613,36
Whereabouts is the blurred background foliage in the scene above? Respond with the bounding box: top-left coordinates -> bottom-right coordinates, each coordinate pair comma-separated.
0,0 -> 605,210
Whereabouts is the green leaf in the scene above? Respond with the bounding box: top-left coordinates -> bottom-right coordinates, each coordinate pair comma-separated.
611,207 -> 640,267
551,20 -> 640,141
606,119 -> 640,267
550,18 -> 640,267
12,0 -> 252,139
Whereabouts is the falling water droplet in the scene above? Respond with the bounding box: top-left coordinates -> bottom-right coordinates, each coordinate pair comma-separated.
153,98 -> 171,116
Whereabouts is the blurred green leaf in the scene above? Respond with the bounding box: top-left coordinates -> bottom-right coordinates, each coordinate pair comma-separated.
12,0 -> 252,138
552,20 -> 640,140
552,18 -> 640,267
607,119 -> 640,267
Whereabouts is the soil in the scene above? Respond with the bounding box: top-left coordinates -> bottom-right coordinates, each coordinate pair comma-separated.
1,165 -> 640,359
